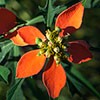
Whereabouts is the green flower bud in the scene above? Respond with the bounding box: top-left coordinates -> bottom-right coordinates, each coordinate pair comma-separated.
37,52 -> 41,56
56,61 -> 60,66
55,27 -> 61,32
35,38 -> 42,44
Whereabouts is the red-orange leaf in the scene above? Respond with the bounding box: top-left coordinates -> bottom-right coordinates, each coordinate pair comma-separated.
17,26 -> 45,45
55,2 -> 84,37
5,31 -> 28,46
0,8 -> 17,35
16,49 -> 46,78
67,40 -> 92,63
8,26 -> 45,46
69,40 -> 90,49
43,57 -> 66,98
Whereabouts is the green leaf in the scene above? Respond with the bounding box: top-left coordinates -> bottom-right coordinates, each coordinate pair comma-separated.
84,0 -> 91,8
26,15 -> 44,25
47,5 -> 67,27
39,0 -> 67,27
4,45 -> 25,100
6,79 -> 25,100
13,45 -> 21,76
83,0 -> 100,8
47,0 -> 67,27
54,6 -> 67,15
12,88 -> 26,100
0,0 -> 5,7
9,24 -> 24,33
66,72 -> 83,92
71,67 -> 100,99
4,45 -> 21,86
25,78 -> 48,100
46,0 -> 54,27
91,0 -> 100,7
67,78 -> 82,96
0,65 -> 10,83
0,40 -> 14,63
61,61 -> 83,96
11,46 -> 21,85
62,60 -> 100,99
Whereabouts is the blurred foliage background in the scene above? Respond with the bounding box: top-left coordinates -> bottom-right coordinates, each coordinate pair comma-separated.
0,0 -> 100,100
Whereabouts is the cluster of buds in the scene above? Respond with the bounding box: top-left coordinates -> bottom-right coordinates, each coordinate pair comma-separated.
35,27 -> 70,65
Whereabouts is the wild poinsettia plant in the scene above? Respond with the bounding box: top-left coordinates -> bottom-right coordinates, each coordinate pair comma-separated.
1,2 -> 93,99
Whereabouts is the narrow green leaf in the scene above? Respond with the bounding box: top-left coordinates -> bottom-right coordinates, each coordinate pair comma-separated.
38,0 -> 48,12
26,15 -> 44,25
11,46 -> 21,86
62,60 -> 83,95
12,88 -> 26,100
13,45 -> 21,75
67,78 -> 82,96
82,0 -> 87,6
6,79 -> 25,100
92,0 -> 100,7
71,67 -> 100,99
38,0 -> 67,27
9,24 -> 24,33
4,45 -> 21,86
47,0 -> 67,27
84,0 -> 91,8
25,78 -> 48,100
47,5 -> 67,27
66,72 -> 83,93
54,6 -> 67,15
0,65 -> 10,83
2,45 -> 24,100
0,40 -> 14,63
47,0 -> 54,27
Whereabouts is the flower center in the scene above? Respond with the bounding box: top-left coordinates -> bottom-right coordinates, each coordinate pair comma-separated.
35,27 -> 70,65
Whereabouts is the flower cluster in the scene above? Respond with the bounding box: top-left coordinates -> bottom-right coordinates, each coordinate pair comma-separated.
36,28 -> 70,65
0,2 -> 92,98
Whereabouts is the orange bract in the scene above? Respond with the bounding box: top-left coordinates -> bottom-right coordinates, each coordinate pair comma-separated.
0,8 -> 17,35
11,26 -> 45,46
55,2 -> 84,37
43,57 -> 66,98
16,49 -> 46,78
5,31 -> 28,46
